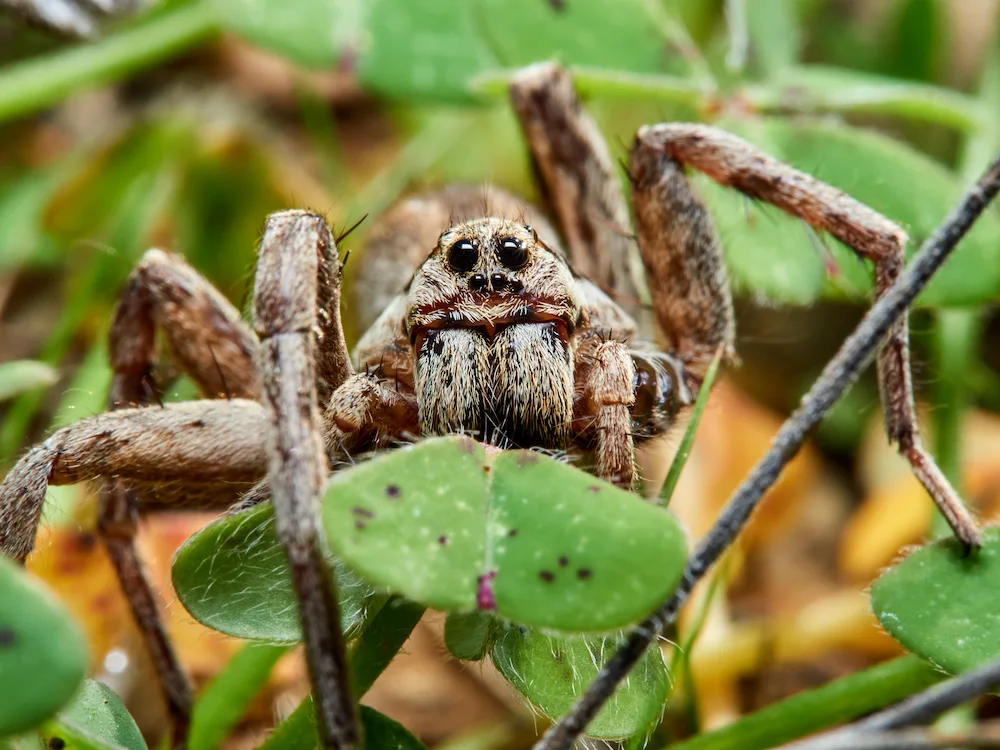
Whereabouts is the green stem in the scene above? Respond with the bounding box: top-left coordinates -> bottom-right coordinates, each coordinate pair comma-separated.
349,598 -> 426,697
930,309 -> 980,492
744,66 -> 986,134
925,23 -> 998,534
189,643 -> 290,750
664,656 -> 942,750
0,1 -> 219,124
724,0 -> 749,74
472,67 -> 710,111
636,0 -> 715,89
570,67 -> 711,110
257,598 -> 425,750
660,351 -> 722,506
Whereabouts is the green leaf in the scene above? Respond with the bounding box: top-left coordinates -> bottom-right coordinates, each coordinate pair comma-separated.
444,611 -> 496,662
357,1 -> 492,101
358,706 -> 426,750
750,65 -> 986,132
260,703 -> 425,750
0,557 -> 88,736
0,361 -> 57,402
0,167 -> 68,270
39,681 -> 146,750
359,0 -> 682,101
745,0 -> 799,77
703,116 -> 1000,307
189,643 -> 289,750
883,0 -> 942,83
323,438 -> 489,613
172,502 -> 386,643
871,526 -> 1000,674
491,627 -> 669,740
321,437 -> 688,633
487,449 -> 687,631
211,0 -> 361,68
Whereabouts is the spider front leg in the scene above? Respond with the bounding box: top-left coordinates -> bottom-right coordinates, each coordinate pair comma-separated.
105,247 -> 262,747
510,63 -> 646,311
573,335 -> 637,489
4,398 -> 265,750
631,125 -> 981,547
573,335 -> 692,490
109,247 -> 260,406
252,211 -> 358,748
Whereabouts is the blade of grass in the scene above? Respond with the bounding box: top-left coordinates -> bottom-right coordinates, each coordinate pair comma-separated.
188,643 -> 290,750
257,597 -> 425,750
743,0 -> 798,78
927,18 -> 1000,538
659,350 -> 722,507
0,148 -> 177,462
472,67 -> 709,111
635,0 -> 715,89
348,598 -> 425,697
745,66 -> 987,133
664,656 -> 942,750
0,1 -> 219,124
724,0 -> 749,74
0,361 -> 57,402
929,308 -> 979,526
667,561 -> 729,737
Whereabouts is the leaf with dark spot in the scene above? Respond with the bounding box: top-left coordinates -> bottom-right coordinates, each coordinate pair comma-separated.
319,437 -> 687,632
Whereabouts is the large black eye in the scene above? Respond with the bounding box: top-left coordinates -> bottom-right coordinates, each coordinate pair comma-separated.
497,237 -> 529,270
447,239 -> 479,272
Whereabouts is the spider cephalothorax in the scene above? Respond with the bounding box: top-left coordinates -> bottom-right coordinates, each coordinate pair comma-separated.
406,218 -> 582,447
0,61 -> 982,750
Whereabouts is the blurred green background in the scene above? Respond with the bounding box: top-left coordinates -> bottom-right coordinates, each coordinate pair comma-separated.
2,0 -> 1000,479
5,2 -> 1000,747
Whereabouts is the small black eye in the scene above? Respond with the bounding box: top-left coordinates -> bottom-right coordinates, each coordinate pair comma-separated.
498,237 -> 529,270
447,239 -> 479,272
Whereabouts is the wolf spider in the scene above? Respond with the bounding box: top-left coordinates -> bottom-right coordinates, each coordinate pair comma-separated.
0,63 -> 980,748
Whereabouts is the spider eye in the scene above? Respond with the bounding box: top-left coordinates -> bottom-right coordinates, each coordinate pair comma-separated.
497,237 -> 528,270
447,239 -> 479,272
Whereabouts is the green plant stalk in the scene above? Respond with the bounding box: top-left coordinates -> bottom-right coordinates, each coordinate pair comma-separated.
660,350 -> 721,506
0,263 -> 109,460
930,309 -> 979,492
434,722 -> 529,750
667,555 -> 731,735
923,27 -> 1000,728
664,655 -> 942,750
472,68 -> 708,111
188,643 -> 290,750
0,1 -> 219,124
926,22 -> 999,534
348,599 -> 425,697
635,0 -> 715,89
744,68 -> 986,134
257,598 -> 425,750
